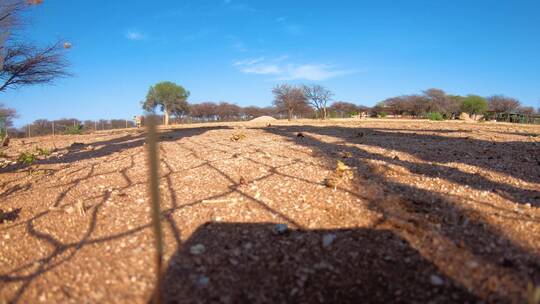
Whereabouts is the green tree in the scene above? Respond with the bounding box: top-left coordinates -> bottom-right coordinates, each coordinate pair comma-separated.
461,95 -> 488,118
142,82 -> 190,125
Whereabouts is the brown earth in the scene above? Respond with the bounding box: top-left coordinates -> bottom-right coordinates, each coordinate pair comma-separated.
1,119 -> 540,303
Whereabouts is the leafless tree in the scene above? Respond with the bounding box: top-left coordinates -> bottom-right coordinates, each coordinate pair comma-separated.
423,88 -> 461,117
0,103 -> 17,127
487,95 -> 521,113
517,106 -> 534,115
0,1 -> 23,61
0,0 -> 69,92
302,84 -> 333,119
381,97 -> 408,116
272,84 -> 308,120
329,101 -> 362,118
189,102 -> 218,121
216,102 -> 241,121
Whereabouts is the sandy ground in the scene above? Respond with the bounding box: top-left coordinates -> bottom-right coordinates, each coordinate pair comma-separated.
1,118 -> 540,303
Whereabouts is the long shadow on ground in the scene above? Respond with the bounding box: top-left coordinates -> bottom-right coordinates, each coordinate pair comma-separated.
162,222 -> 478,303
0,126 -> 228,303
272,125 -> 540,184
0,126 -> 230,174
255,125 -> 540,302
266,125 -> 540,205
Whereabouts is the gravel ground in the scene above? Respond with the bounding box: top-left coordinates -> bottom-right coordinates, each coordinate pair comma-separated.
0,119 -> 539,303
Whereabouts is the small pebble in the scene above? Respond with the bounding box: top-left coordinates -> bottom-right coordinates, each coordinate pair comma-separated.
322,233 -> 337,248
466,261 -> 479,269
273,224 -> 288,235
196,275 -> 209,288
190,244 -> 206,255
430,275 -> 444,286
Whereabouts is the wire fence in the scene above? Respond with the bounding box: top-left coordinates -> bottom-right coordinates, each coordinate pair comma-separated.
8,119 -> 137,138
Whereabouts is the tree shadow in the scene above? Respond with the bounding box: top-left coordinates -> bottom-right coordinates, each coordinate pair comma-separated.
257,125 -> 540,301
161,222 -> 478,303
0,126 -> 230,302
1,123 -> 538,302
265,125 -> 540,202
0,126 -> 230,173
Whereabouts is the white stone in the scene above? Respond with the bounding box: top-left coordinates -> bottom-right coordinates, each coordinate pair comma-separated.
430,275 -> 444,286
322,234 -> 337,248
190,244 -> 206,255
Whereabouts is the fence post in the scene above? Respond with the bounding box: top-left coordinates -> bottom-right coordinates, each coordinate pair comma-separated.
52,121 -> 55,136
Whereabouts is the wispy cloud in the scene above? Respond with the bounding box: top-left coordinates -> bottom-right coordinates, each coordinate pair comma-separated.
233,57 -> 355,81
231,41 -> 248,52
280,64 -> 354,81
276,17 -> 305,36
125,30 -> 146,41
222,0 -> 258,12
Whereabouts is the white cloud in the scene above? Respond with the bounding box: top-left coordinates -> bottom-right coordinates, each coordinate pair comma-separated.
280,64 -> 354,81
276,17 -> 305,36
233,57 -> 265,66
233,57 -> 355,81
241,64 -> 282,75
125,30 -> 146,41
231,41 -> 247,52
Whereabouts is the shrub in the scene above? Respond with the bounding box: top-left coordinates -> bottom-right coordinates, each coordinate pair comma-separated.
379,112 -> 388,118
17,152 -> 36,165
427,112 -> 444,121
64,125 -> 83,135
35,147 -> 50,156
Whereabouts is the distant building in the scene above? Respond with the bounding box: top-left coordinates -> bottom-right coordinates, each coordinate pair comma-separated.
485,111 -> 540,124
134,115 -> 143,128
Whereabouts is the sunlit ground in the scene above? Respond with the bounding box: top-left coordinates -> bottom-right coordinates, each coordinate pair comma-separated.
1,119 -> 539,303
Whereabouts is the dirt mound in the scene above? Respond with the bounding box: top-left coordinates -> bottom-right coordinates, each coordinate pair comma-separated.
250,116 -> 277,123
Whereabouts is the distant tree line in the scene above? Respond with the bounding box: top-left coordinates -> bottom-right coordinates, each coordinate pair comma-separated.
372,89 -> 538,119
4,117 -> 136,138
2,84 -> 539,139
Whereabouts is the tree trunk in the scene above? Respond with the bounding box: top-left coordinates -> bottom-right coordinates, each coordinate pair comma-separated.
323,107 -> 327,119
164,110 -> 170,126
288,108 -> 293,121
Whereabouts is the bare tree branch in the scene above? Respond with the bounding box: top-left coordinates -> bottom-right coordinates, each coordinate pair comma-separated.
0,41 -> 69,92
0,0 -> 69,92
272,84 -> 309,120
303,84 -> 333,119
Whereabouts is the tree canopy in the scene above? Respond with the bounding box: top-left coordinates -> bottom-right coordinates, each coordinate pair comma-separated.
461,95 -> 488,116
303,84 -> 333,119
487,95 -> 521,113
142,81 -> 190,125
329,101 -> 364,118
272,84 -> 309,120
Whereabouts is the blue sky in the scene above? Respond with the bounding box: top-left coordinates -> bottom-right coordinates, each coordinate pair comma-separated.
2,0 -> 540,126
